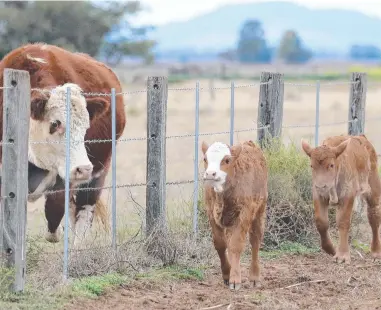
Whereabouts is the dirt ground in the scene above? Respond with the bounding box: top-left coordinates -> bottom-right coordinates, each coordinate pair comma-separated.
65,252 -> 381,310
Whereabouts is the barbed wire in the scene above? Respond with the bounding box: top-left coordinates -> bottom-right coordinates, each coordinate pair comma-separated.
3,116 -> 381,146
24,79 -> 367,98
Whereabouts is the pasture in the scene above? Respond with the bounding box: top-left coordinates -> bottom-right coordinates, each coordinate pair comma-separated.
3,74 -> 381,309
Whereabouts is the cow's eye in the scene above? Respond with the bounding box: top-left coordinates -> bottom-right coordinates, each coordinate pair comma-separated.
225,158 -> 230,164
49,120 -> 61,134
330,164 -> 334,168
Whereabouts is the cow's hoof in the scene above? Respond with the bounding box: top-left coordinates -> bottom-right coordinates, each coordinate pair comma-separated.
229,282 -> 241,291
45,231 -> 60,243
223,279 -> 229,286
333,252 -> 351,264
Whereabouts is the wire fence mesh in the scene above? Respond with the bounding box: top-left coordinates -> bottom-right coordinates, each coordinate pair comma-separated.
1,73 -> 381,285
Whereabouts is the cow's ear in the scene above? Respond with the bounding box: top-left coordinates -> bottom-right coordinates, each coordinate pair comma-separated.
86,97 -> 109,122
31,96 -> 48,120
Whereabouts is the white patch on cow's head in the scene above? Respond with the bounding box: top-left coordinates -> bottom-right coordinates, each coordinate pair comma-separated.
29,83 -> 93,185
202,142 -> 231,193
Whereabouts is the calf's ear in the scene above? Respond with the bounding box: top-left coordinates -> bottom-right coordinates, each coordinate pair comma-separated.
30,96 -> 48,120
86,97 -> 109,122
231,144 -> 242,159
333,139 -> 349,158
301,139 -> 312,157
201,141 -> 209,154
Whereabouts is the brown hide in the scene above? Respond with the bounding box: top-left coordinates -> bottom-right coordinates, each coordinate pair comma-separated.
203,140 -> 268,290
302,134 -> 381,263
0,43 -> 126,173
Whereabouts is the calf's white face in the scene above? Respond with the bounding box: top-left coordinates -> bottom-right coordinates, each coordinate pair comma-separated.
201,141 -> 232,193
28,83 -> 93,185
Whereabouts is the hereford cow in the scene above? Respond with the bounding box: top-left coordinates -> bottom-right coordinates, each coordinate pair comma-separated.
301,135 -> 381,263
201,140 -> 268,290
0,43 -> 126,245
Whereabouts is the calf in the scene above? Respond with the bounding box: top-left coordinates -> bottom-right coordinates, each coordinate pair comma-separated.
301,135 -> 381,263
201,140 -> 268,290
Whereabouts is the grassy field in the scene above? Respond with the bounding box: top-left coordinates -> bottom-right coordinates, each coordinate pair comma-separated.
4,70 -> 381,309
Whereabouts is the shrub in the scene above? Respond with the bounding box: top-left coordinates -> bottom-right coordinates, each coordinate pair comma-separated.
263,138 -> 316,248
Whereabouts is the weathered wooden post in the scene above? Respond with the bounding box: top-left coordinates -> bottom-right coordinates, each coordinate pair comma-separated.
0,68 -> 30,292
348,72 -> 367,136
257,72 -> 284,147
146,76 -> 168,236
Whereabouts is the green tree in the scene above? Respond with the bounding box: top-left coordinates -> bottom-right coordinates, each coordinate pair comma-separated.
236,19 -> 271,63
277,30 -> 312,64
0,1 -> 155,64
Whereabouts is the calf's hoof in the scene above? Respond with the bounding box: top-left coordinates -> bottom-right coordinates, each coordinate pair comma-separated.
371,250 -> 381,261
229,282 -> 241,291
333,251 -> 351,264
223,279 -> 229,286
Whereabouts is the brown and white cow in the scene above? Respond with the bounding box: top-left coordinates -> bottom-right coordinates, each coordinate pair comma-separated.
0,43 -> 126,245
201,140 -> 268,290
301,135 -> 381,263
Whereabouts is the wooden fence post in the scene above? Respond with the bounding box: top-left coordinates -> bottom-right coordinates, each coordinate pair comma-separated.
348,72 -> 367,136
257,72 -> 284,147
146,76 -> 168,236
0,69 -> 30,292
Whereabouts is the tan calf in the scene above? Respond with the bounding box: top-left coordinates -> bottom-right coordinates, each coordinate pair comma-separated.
301,135 -> 381,263
202,140 -> 268,290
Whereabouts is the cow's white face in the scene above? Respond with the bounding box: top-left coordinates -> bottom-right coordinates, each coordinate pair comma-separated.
28,83 -> 93,185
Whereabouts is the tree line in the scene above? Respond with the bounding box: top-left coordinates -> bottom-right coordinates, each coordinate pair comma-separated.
0,1 -> 155,65
219,19 -> 381,64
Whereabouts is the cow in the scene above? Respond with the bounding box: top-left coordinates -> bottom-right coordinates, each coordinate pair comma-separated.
0,43 -> 126,246
201,140 -> 268,290
301,135 -> 381,263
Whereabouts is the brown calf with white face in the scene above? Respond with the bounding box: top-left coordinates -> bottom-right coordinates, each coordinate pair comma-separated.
302,135 -> 381,263
201,140 -> 268,290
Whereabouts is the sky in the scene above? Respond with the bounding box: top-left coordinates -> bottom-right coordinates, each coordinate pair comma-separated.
134,0 -> 381,25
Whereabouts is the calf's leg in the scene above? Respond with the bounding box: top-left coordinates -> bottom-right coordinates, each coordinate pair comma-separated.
364,169 -> 381,259
314,196 -> 335,255
226,219 -> 250,291
209,219 -> 230,285
334,195 -> 355,263
249,202 -> 265,287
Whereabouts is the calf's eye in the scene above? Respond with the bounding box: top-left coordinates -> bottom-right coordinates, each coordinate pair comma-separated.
225,158 -> 230,164
49,120 -> 62,134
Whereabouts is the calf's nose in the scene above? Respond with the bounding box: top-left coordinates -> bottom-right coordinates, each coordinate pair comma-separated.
204,171 -> 217,179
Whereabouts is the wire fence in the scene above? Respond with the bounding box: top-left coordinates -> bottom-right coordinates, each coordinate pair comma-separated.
0,69 -> 380,290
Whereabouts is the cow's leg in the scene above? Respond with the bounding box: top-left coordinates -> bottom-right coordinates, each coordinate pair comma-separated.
28,169 -> 58,203
249,201 -> 265,287
226,216 -> 250,291
44,177 -> 65,243
364,169 -> 381,260
208,216 -> 230,285
314,196 -> 335,255
72,172 -> 107,246
334,194 -> 355,264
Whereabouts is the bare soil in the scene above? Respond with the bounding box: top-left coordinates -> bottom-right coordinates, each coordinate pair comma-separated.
65,252 -> 381,310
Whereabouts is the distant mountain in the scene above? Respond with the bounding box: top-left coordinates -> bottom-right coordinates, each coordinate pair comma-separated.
146,1 -> 381,57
